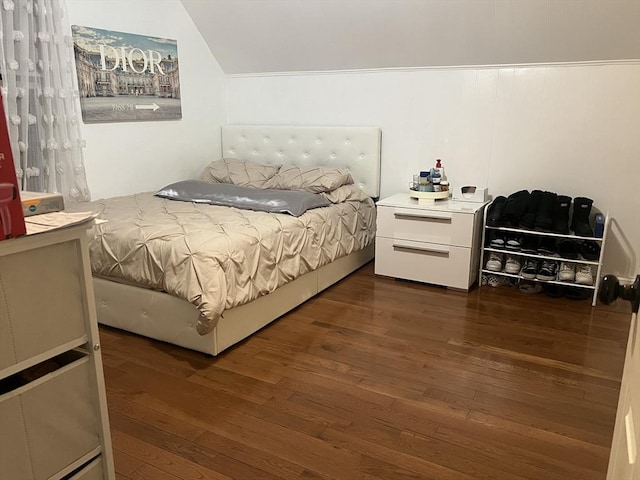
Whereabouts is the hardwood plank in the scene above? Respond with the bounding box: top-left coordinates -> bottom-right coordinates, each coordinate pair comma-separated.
193,413 -> 361,480
112,430 -> 231,480
110,409 -> 280,480
447,337 -> 620,382
100,262 -> 631,480
127,463 -> 183,480
318,428 -> 476,480
107,393 -> 206,442
113,448 -> 144,477
467,410 -> 611,459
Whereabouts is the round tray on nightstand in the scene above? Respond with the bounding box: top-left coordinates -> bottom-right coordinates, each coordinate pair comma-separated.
408,189 -> 450,205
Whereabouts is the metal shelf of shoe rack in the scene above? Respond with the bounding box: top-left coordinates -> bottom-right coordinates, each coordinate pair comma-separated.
479,202 -> 610,306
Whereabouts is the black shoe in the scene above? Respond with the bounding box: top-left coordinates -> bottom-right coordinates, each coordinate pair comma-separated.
558,240 -> 579,259
537,260 -> 559,281
519,190 -> 543,230
521,259 -> 540,279
505,235 -> 523,251
534,192 -> 557,231
552,195 -> 572,234
519,282 -> 543,295
538,237 -> 557,256
544,284 -> 566,298
502,190 -> 530,227
487,231 -> 506,249
579,240 -> 601,260
571,197 -> 594,236
521,235 -> 539,254
565,287 -> 591,300
487,196 -> 507,227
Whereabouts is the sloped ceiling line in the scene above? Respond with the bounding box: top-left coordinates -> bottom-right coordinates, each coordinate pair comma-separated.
181,0 -> 640,75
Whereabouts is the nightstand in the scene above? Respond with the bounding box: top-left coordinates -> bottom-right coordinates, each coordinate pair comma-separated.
375,193 -> 487,290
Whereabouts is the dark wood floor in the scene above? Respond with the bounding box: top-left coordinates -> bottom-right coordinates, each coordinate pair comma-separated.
100,262 -> 632,480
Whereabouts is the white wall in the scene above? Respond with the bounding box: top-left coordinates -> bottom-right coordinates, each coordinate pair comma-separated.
66,0 -> 226,200
226,64 -> 640,277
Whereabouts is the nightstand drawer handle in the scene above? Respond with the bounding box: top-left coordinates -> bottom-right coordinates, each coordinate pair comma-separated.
393,243 -> 450,255
394,211 -> 452,221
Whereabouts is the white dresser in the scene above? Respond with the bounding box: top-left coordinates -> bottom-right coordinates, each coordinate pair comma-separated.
0,223 -> 115,479
375,193 -> 487,290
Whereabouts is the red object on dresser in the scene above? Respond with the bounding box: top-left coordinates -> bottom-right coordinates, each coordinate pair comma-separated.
0,95 -> 26,240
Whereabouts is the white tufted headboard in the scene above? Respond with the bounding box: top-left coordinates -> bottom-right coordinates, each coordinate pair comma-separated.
221,125 -> 381,198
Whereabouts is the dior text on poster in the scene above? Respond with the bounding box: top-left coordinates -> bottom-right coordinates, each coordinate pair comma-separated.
72,26 -> 181,123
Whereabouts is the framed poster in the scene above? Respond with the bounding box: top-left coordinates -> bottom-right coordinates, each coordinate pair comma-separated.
71,26 -> 181,123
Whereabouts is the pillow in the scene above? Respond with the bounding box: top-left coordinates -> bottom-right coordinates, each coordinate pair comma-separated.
321,184 -> 371,204
263,165 -> 353,193
155,180 -> 330,217
199,158 -> 281,188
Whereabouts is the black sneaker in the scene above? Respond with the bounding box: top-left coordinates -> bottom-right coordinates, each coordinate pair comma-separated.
521,259 -> 540,279
537,260 -> 559,281
565,287 -> 591,300
544,284 -> 566,298
579,240 -> 601,260
558,240 -> 579,259
505,235 -> 523,251
538,237 -> 557,256
488,231 -> 506,249
521,235 -> 539,254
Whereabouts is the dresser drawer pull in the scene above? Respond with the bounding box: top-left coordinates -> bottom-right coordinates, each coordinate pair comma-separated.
394,211 -> 452,221
393,243 -> 450,255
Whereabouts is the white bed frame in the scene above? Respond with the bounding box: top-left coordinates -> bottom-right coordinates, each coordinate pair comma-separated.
93,125 -> 381,355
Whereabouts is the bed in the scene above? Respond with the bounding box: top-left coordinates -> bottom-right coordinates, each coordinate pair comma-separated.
82,125 -> 381,356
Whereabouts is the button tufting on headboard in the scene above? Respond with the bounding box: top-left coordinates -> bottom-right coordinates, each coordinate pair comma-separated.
221,125 -> 381,198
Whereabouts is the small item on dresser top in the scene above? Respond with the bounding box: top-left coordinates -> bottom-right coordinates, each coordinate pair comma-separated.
430,168 -> 441,185
451,185 -> 488,203
21,191 -> 65,217
433,184 -> 442,192
440,181 -> 449,192
434,158 -> 445,180
417,171 -> 433,191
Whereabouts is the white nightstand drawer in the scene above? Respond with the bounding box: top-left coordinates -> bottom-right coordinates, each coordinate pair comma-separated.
377,205 -> 474,247
375,237 -> 473,290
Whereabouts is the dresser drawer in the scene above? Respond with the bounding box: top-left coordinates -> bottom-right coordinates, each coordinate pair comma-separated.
0,357 -> 101,480
0,241 -> 87,373
376,205 -> 475,247
375,236 -> 474,290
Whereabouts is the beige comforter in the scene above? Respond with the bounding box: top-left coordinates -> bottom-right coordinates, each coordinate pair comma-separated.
79,185 -> 375,335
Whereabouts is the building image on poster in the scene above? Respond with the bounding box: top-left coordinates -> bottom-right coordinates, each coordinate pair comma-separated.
72,25 -> 181,123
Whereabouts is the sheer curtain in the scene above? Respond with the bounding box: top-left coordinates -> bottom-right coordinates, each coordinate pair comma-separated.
0,0 -> 90,203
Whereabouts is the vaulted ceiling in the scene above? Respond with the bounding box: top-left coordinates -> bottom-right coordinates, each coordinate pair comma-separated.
180,0 -> 640,75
